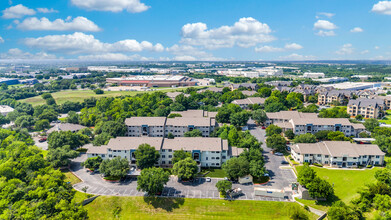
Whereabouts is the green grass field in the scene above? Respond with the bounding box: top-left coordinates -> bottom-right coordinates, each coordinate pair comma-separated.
200,168 -> 227,178
19,88 -> 194,106
62,169 -> 82,185
84,196 -> 318,220
380,110 -> 391,124
296,166 -> 381,203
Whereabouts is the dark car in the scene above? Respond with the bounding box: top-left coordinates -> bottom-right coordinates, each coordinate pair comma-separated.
281,161 -> 289,165
261,126 -> 266,129
38,137 -> 47,142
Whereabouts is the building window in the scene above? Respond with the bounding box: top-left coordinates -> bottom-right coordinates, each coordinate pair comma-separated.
169,161 -> 172,164
317,154 -> 321,157
216,163 -> 219,166
222,156 -> 226,159
162,161 -> 165,164
216,157 -> 220,160
211,157 -> 215,160
162,155 -> 165,158
168,155 -> 172,158
376,155 -> 380,158
168,149 -> 172,152
325,155 -> 329,158
206,157 -> 208,160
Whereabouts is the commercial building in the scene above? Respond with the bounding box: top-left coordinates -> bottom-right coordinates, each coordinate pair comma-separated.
0,105 -> 14,116
302,72 -> 325,79
275,118 -> 365,137
313,77 -> 348,83
232,97 -> 266,109
323,82 -> 381,91
347,98 -> 385,119
106,75 -> 197,87
265,111 -> 317,125
125,110 -> 217,137
291,141 -> 385,168
86,137 -> 243,168
318,90 -> 353,105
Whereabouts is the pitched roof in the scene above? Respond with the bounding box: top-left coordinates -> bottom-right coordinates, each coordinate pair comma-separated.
232,97 -> 265,105
162,137 -> 226,152
47,123 -> 87,134
266,111 -> 317,120
125,117 -> 166,126
347,98 -> 385,108
106,137 -> 163,150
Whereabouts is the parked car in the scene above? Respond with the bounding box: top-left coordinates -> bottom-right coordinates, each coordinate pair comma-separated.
206,177 -> 211,182
38,137 -> 47,142
275,152 -> 283,156
242,126 -> 248,131
281,161 -> 289,165
261,126 -> 266,129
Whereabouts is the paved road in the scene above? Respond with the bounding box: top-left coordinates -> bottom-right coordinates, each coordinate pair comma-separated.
70,154 -> 288,201
248,120 -> 297,190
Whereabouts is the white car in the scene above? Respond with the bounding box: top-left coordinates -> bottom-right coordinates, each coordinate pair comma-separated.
275,152 -> 283,156
206,177 -> 211,182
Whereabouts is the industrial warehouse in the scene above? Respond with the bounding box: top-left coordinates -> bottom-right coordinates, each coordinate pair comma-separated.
106,75 -> 198,87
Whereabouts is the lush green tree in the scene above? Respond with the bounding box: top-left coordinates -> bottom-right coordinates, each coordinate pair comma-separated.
168,113 -> 182,118
167,132 -> 175,139
99,156 -> 129,178
299,104 -> 319,113
82,156 -> 103,171
328,201 -> 363,220
373,127 -> 391,137
284,129 -> 295,140
290,210 -> 309,220
94,88 -> 104,94
41,93 -> 53,99
230,111 -> 250,127
293,133 -> 317,143
216,180 -> 232,197
48,131 -> 89,149
14,115 -> 35,128
327,131 -> 350,141
264,102 -> 287,112
297,164 -> 317,187
66,111 -> 79,124
355,114 -> 363,120
0,115 -> 10,125
358,132 -> 370,138
184,129 -> 203,137
46,97 -> 57,105
266,124 -> 282,136
172,149 -> 192,164
93,132 -> 112,146
95,120 -> 126,137
222,157 -> 250,180
258,87 -> 272,98
315,130 -> 332,141
373,194 -> 391,212
307,95 -> 318,103
172,157 -> 198,180
47,145 -> 79,168
134,144 -> 160,169
307,177 -> 334,200
318,107 -> 350,118
375,168 -> 391,185
364,118 -> 379,132
37,109 -> 58,122
266,134 -> 286,152
252,109 -> 267,125
34,119 -> 50,131
137,167 -> 170,195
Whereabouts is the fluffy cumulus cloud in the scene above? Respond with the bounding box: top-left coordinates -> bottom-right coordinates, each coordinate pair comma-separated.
180,17 -> 274,49
336,44 -> 354,55
316,12 -> 335,19
0,48 -> 57,60
24,32 -> 164,55
2,4 -> 35,19
71,0 -> 150,13
278,53 -> 316,61
314,20 -> 337,30
372,1 -> 391,15
0,36 -> 4,43
255,43 -> 303,53
350,27 -> 363,33
16,17 -> 101,32
78,53 -> 151,61
316,30 -> 336,37
36,8 -> 58,13
167,44 -> 224,61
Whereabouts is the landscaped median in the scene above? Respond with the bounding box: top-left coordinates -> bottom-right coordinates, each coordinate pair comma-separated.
83,196 -> 319,219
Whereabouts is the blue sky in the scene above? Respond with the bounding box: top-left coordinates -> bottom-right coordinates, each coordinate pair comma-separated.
1,0 -> 391,61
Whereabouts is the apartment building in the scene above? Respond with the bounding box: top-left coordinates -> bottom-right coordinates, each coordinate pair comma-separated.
347,98 -> 385,119
232,97 -> 266,109
291,141 -> 385,168
230,83 -> 259,91
318,90 -> 353,105
86,137 -> 243,168
376,95 -> 391,110
265,111 -> 318,125
125,110 -> 217,137
274,118 -> 365,137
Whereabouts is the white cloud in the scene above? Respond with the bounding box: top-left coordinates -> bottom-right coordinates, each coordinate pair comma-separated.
16,17 -> 101,32
167,44 -> 224,61
71,0 -> 150,13
336,44 -> 354,55
255,43 -> 303,53
314,20 -> 337,30
278,53 -> 316,61
0,48 -> 57,60
361,50 -> 369,54
350,27 -> 363,33
372,1 -> 391,15
316,30 -> 336,37
0,36 -> 4,43
316,12 -> 335,19
2,4 -> 35,19
37,8 -> 58,13
375,46 -> 380,50
24,32 -> 164,55
180,17 -> 274,49
78,53 -> 150,61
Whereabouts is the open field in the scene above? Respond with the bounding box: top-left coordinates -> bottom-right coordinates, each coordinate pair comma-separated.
62,169 -> 82,185
296,166 -> 381,203
19,87 -> 196,106
380,110 -> 391,124
84,196 -> 318,220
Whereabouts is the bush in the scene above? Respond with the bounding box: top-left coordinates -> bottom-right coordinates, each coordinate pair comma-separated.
313,163 -> 323,167
367,165 -> 373,168
94,88 -> 104,94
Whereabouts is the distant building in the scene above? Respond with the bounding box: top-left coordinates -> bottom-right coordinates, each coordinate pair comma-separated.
265,111 -> 318,125
313,77 -> 348,83
166,92 -> 190,100
241,90 -> 257,96
230,83 -> 259,91
106,75 -> 197,87
291,141 -> 385,168
347,98 -> 385,119
232,97 -> 266,109
302,72 -> 325,79
0,105 -> 14,116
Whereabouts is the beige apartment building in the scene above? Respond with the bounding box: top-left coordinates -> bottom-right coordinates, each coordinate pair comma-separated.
347,98 -> 385,119
318,90 -> 353,105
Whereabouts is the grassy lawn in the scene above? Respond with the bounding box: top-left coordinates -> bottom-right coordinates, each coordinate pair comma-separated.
19,87 -> 197,106
84,196 -> 318,220
295,198 -> 330,212
380,110 -> 391,124
199,168 -> 226,178
296,166 -> 381,203
74,191 -> 93,204
62,169 -> 82,185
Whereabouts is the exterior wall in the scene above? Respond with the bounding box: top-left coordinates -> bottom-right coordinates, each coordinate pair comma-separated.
126,125 -> 165,137
165,125 -> 213,137
293,124 -> 360,137
347,105 -> 380,119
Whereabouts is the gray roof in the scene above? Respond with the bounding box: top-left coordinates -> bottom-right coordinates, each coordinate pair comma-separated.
162,137 -> 227,152
198,87 -> 224,93
348,98 -> 385,108
242,90 -> 257,96
166,92 -> 190,99
266,111 -> 317,120
171,110 -> 216,118
230,146 -> 244,156
47,123 -> 86,134
292,141 -> 385,157
320,89 -> 353,97
291,118 -> 362,127
106,137 -> 163,150
232,97 -> 265,105
125,117 -> 166,126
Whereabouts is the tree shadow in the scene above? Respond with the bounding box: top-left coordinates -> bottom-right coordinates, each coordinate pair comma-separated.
143,196 -> 185,212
